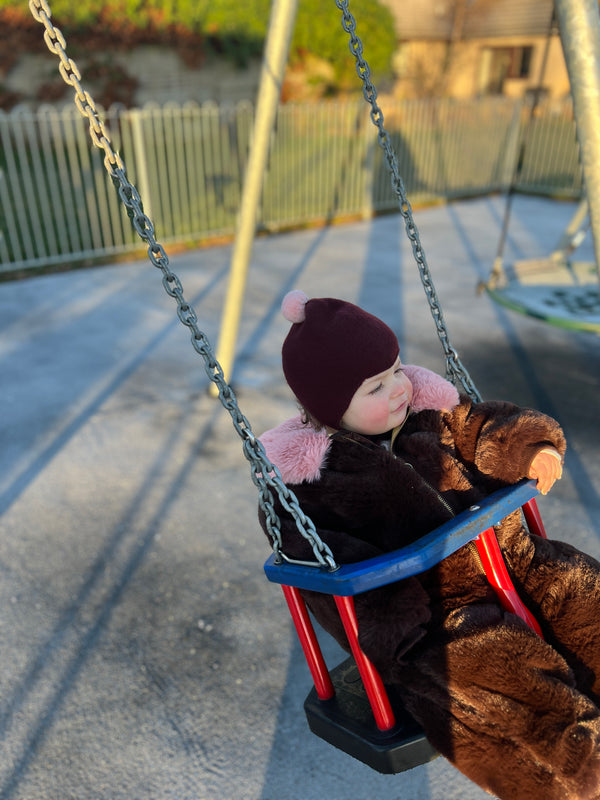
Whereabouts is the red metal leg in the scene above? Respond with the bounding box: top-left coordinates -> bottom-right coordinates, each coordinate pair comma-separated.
333,595 -> 396,731
475,528 -> 543,637
281,585 -> 335,700
522,498 -> 548,538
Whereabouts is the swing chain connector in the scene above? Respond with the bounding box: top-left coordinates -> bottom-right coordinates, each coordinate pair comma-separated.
29,0 -> 338,573
335,0 -> 482,404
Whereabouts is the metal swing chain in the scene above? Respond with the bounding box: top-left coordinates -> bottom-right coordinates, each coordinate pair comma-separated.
28,0 -> 337,571
335,0 -> 482,403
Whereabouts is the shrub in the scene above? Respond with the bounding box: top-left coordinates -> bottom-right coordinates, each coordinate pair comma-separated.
1,0 -> 396,84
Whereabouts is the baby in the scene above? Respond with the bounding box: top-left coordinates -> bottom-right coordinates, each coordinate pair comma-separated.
259,290 -> 600,800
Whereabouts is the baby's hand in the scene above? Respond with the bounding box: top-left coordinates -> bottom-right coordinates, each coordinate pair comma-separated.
528,448 -> 563,495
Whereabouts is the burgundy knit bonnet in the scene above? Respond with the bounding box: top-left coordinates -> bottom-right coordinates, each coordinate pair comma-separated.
281,290 -> 400,428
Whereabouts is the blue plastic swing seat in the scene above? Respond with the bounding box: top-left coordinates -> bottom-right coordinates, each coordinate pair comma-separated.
264,479 -> 542,773
264,479 -> 539,595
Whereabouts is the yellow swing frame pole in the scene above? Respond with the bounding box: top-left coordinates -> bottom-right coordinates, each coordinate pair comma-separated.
554,0 -> 600,282
212,0 -> 298,394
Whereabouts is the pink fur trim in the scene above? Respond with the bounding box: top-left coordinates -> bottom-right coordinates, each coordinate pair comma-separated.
260,416 -> 330,484
403,364 -> 459,413
260,366 -> 459,484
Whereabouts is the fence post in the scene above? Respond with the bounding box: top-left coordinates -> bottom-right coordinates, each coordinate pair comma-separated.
128,109 -> 154,225
362,119 -> 375,220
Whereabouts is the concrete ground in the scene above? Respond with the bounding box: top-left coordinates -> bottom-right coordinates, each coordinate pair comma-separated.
1,195 -> 599,800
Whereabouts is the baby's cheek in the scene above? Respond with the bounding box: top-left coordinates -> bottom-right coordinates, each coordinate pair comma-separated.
365,400 -> 392,428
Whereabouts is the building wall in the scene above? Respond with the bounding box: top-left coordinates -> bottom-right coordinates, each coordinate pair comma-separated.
391,36 -> 569,100
4,47 -> 262,109
379,0 -> 555,40
378,0 -> 570,101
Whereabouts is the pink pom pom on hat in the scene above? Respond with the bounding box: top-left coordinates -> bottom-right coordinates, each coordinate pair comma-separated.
280,290 -> 400,428
281,289 -> 309,324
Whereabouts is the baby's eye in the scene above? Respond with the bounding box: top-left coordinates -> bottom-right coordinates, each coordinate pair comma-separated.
394,366 -> 404,375
369,383 -> 383,395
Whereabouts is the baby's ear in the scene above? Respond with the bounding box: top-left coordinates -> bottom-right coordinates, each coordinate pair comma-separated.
402,365 -> 460,413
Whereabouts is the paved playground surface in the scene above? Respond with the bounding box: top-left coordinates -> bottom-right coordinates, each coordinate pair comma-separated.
1,195 -> 599,800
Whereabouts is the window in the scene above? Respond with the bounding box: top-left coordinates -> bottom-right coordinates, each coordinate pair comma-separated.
480,45 -> 534,94
506,46 -> 533,79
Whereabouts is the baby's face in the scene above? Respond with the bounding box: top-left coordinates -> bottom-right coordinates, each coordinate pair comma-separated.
340,357 -> 413,435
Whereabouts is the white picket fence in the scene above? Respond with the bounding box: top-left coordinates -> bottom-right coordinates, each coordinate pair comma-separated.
0,96 -> 582,273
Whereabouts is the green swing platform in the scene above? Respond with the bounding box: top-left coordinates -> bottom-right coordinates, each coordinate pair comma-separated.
484,195 -> 600,334
485,256 -> 600,334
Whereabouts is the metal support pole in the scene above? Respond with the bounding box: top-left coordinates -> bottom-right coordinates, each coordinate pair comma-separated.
554,0 -> 600,279
213,0 -> 298,389
550,197 -> 589,259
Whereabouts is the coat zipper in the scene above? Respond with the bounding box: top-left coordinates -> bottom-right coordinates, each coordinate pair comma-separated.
404,462 -> 487,575
467,540 -> 486,573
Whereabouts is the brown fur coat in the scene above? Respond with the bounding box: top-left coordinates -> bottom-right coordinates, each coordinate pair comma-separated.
260,392 -> 600,800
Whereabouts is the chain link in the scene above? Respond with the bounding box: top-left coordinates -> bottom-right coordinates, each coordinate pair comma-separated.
28,0 -> 337,571
29,0 -> 125,173
336,0 -> 482,402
